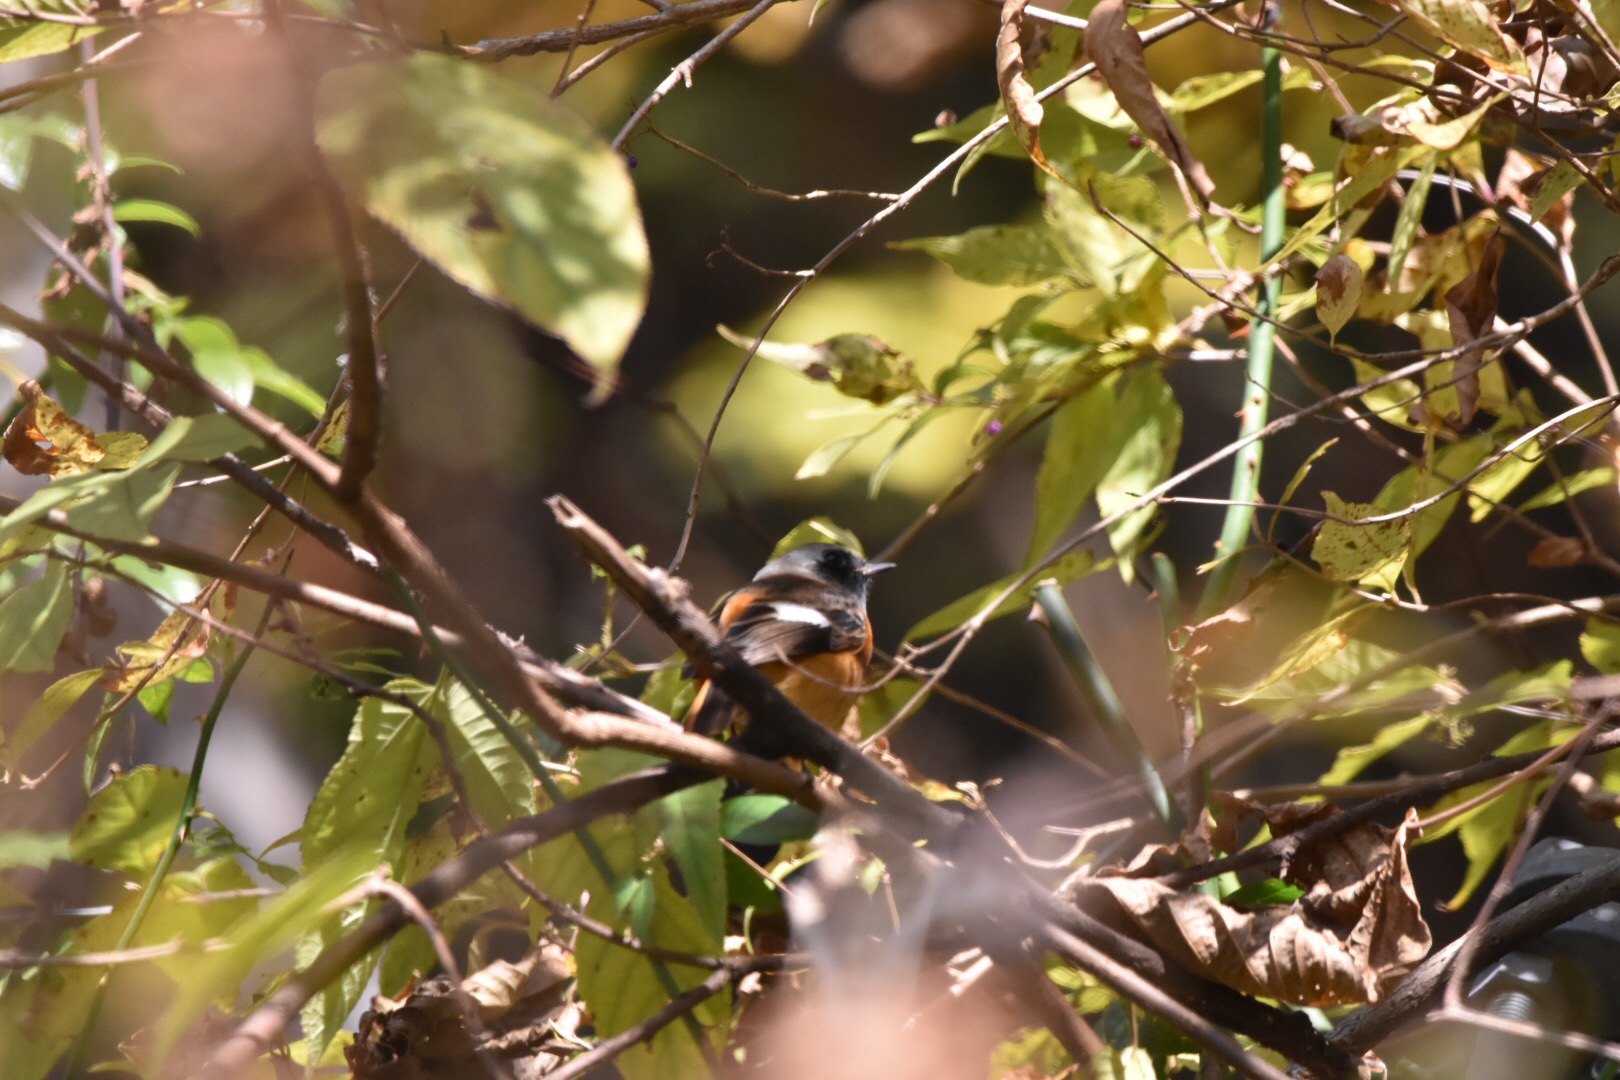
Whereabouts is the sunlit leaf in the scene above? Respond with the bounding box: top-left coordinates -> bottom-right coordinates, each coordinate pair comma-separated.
69,764 -> 188,875
1582,618 -> 1620,675
1028,377 -> 1117,564
0,559 -> 73,673
1096,369 -> 1180,576
1319,714 -> 1434,786
892,225 -> 1076,287
316,54 -> 649,396
113,198 -> 200,237
1312,493 -> 1410,592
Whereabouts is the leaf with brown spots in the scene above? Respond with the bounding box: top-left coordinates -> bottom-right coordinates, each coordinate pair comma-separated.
1442,230 -> 1505,427
2,381 -> 146,477
1082,0 -> 1216,203
1315,253 -> 1363,342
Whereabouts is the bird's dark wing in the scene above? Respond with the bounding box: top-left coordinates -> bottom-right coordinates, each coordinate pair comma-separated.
723,583 -> 866,665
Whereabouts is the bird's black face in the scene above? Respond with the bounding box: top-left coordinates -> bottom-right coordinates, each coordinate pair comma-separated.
757,543 -> 894,599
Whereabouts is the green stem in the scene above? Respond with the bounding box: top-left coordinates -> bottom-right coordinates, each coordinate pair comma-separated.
1197,30 -> 1286,621
64,610 -> 266,1076
1034,583 -> 1182,833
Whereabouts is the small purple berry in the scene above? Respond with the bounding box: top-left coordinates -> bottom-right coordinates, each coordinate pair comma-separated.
627,154 -> 638,168
1128,134 -> 1144,149
985,420 -> 1004,436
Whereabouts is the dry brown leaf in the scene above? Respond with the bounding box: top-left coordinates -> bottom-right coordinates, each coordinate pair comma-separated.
1528,535 -> 1587,568
1084,805 -> 1430,1006
996,0 -> 1058,181
2,380 -> 147,477
1442,230 -> 1505,426
1082,0 -> 1216,203
1315,253 -> 1364,340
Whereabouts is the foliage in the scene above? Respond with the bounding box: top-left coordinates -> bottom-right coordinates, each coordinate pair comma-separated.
1,0 -> 1619,1078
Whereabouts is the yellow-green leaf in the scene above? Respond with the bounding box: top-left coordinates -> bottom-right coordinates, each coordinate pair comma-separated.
316,54 -> 649,396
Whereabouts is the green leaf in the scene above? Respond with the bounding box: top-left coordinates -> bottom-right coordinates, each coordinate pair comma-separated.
771,517 -> 866,559
1028,377 -> 1117,564
438,676 -> 540,828
574,865 -> 726,1080
1096,369 -> 1181,575
137,412 -> 258,464
4,668 -> 104,771
1517,467 -> 1615,514
113,199 -> 200,237
0,16 -> 103,63
316,53 -> 649,393
0,560 -> 72,673
0,114 -> 33,190
298,686 -> 436,1063
1166,69 -> 1264,113
1319,713 -> 1434,786
647,780 -> 725,942
891,225 -> 1075,286
154,846 -> 377,1069
0,829 -> 70,870
906,548 -> 1097,641
721,794 -> 820,845
1223,878 -> 1306,906
69,764 -> 188,875
1312,492 -> 1410,592
1582,618 -> 1620,675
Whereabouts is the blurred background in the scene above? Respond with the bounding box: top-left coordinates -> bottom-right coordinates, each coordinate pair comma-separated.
6,0 -> 1620,970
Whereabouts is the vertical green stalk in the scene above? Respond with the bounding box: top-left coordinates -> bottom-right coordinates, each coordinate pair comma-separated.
1197,27 -> 1285,621
1035,584 -> 1182,834
64,620 -> 263,1077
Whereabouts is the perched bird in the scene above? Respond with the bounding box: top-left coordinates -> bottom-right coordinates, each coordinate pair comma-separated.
687,543 -> 893,744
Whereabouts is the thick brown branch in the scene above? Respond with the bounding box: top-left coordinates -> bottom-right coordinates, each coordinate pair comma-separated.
547,494 -> 961,842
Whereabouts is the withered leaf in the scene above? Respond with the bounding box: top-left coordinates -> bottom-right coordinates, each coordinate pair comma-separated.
1528,535 -> 1586,568
3,381 -> 147,477
1442,230 -> 1505,427
1315,253 -> 1363,341
997,0 -> 1057,181
1082,0 -> 1216,203
1085,806 -> 1430,1005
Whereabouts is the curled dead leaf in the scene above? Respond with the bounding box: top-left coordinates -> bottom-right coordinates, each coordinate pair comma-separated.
2,381 -> 147,477
1082,0 -> 1216,203
1441,230 -> 1505,427
1084,803 -> 1431,1006
997,0 -> 1054,178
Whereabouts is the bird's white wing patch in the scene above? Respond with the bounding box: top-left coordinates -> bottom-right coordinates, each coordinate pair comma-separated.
768,601 -> 831,627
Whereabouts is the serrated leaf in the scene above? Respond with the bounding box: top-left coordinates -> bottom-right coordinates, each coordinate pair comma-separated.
0,559 -> 73,673
0,15 -> 103,63
136,412 -> 258,464
316,53 -> 649,396
69,765 -> 188,875
438,676 -> 539,828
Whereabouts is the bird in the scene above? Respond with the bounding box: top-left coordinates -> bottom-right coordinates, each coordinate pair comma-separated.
686,543 -> 893,747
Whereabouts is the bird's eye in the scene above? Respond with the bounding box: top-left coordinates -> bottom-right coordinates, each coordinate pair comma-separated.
821,548 -> 851,572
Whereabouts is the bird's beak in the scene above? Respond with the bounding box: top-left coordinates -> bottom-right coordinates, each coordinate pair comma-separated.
861,560 -> 896,576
